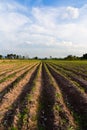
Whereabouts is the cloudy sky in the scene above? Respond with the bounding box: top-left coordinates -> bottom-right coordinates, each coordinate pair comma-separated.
0,0 -> 87,57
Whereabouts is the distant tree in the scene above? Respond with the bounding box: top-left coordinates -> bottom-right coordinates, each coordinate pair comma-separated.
0,55 -> 3,59
6,54 -> 13,59
33,56 -> 38,60
82,53 -> 87,59
6,54 -> 21,59
13,54 -> 17,59
50,56 -> 52,59
16,55 -> 19,59
23,56 -> 25,59
44,57 -> 48,60
64,55 -> 78,60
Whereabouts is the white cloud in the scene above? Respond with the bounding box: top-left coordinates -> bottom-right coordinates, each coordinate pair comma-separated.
62,41 -> 73,46
66,7 -> 79,19
0,13 -> 31,32
0,0 -> 87,57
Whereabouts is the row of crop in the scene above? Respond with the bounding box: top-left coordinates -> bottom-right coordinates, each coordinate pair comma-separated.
0,63 -> 40,129
0,63 -> 38,103
46,62 -> 87,129
39,63 -> 76,130
0,62 -> 38,93
49,60 -> 87,74
49,61 -> 87,79
1,60 -> 87,130
48,62 -> 87,94
0,61 -> 36,81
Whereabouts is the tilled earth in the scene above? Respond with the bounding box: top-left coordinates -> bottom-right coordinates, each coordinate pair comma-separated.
0,60 -> 87,130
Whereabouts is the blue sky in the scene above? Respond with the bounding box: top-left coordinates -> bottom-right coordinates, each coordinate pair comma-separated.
17,0 -> 87,7
0,0 -> 87,57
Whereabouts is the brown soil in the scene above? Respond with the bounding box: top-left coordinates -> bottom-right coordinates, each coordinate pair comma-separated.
0,64 -> 39,129
38,63 -> 55,130
37,63 -> 76,130
20,64 -> 42,130
0,61 -> 87,130
0,63 -> 37,93
50,62 -> 87,79
0,62 -> 26,78
0,64 -> 37,103
0,64 -> 30,82
45,64 -> 76,129
50,63 -> 87,93
47,64 -> 87,129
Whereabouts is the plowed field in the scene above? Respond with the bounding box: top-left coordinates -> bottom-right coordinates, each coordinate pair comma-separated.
0,60 -> 87,130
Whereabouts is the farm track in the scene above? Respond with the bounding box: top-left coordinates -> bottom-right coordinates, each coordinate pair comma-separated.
46,63 -> 87,129
50,63 -> 87,93
38,63 -> 76,130
0,63 -> 38,103
0,63 -> 40,129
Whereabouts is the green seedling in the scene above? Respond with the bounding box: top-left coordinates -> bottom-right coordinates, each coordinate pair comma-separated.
61,118 -> 67,125
9,127 -> 18,130
56,93 -> 61,98
54,104 -> 62,112
67,126 -> 74,130
38,126 -> 45,130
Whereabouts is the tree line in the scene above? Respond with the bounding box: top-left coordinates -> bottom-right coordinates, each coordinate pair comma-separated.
0,53 -> 87,60
0,54 -> 38,60
64,53 -> 87,60
0,54 -> 28,59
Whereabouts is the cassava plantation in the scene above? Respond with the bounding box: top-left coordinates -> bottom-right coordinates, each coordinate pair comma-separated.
0,60 -> 87,130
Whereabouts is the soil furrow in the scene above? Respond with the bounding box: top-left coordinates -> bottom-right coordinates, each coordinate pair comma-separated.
50,62 -> 87,80
0,61 -> 27,75
0,64 -> 31,84
50,63 -> 87,93
16,64 -> 42,130
0,64 -> 39,129
0,63 -> 36,93
14,64 -> 40,130
45,63 -> 76,130
47,63 -> 87,129
0,64 -> 37,103
0,64 -> 29,80
0,64 -> 18,73
37,63 -> 55,130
